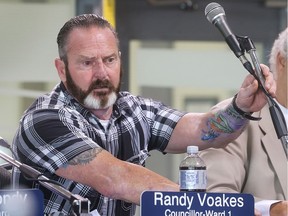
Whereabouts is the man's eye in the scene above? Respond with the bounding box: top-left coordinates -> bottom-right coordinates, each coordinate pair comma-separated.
106,57 -> 115,64
83,61 -> 92,66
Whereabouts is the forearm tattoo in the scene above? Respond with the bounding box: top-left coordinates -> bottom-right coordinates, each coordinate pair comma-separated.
69,148 -> 103,165
201,103 -> 248,141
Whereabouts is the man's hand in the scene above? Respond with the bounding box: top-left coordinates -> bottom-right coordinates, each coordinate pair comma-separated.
236,64 -> 276,113
270,201 -> 288,216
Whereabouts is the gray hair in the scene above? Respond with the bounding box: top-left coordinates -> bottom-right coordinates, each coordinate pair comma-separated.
269,27 -> 288,77
57,14 -> 119,62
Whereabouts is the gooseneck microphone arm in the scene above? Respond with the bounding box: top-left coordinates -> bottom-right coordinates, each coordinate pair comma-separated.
205,2 -> 288,158
0,137 -> 92,216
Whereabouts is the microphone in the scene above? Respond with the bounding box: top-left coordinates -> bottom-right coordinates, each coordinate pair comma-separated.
205,2 -> 249,66
0,150 -> 93,215
205,3 -> 288,157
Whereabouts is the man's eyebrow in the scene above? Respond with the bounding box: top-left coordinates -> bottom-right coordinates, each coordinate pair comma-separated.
104,53 -> 118,59
78,53 -> 117,60
78,55 -> 96,60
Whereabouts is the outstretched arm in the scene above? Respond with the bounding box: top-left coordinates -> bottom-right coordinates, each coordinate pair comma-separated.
165,64 -> 276,153
56,148 -> 179,205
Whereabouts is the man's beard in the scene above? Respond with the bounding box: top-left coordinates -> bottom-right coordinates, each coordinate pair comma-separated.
65,65 -> 120,110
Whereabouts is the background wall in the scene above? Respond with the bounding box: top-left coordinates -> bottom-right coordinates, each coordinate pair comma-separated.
0,0 -> 75,161
116,0 -> 286,91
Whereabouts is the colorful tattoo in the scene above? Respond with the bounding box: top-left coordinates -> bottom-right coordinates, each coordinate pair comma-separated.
69,147 -> 103,165
201,103 -> 248,141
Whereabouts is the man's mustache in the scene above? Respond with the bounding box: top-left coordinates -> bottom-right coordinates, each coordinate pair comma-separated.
88,79 -> 114,92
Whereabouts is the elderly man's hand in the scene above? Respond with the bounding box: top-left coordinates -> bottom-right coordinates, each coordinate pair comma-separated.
270,201 -> 288,216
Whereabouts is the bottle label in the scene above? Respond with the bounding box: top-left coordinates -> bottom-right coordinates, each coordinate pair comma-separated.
179,169 -> 207,191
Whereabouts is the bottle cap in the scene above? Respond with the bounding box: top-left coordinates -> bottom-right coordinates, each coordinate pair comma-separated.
187,145 -> 199,154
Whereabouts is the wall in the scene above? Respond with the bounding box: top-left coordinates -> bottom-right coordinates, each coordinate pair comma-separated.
116,0 -> 286,91
0,0 -> 75,162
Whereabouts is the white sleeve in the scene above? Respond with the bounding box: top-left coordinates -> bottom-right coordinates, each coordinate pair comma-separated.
90,209 -> 101,216
255,200 -> 281,216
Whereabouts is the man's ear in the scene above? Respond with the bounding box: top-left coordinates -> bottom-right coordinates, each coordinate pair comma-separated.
277,53 -> 286,69
55,58 -> 66,82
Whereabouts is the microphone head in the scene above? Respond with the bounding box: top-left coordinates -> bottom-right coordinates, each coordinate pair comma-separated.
205,2 -> 225,24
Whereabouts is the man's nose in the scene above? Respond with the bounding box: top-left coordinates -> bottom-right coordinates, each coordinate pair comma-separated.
93,60 -> 107,79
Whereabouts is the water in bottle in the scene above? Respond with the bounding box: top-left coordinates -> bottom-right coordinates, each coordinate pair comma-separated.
179,146 -> 207,192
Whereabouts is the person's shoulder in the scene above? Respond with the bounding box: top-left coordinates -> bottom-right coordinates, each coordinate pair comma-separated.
21,84 -> 70,118
118,91 -> 134,99
116,91 -> 167,116
117,91 -> 153,105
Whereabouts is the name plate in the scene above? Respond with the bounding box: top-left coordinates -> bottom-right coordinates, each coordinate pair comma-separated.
141,191 -> 254,216
0,189 -> 43,216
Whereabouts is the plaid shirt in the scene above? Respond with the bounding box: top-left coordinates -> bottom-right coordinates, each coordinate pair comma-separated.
12,82 -> 184,216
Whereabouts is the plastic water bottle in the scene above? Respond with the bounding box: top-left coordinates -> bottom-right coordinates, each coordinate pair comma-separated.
179,146 -> 207,192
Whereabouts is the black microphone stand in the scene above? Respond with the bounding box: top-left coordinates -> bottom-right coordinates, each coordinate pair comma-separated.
236,36 -> 288,159
0,149 -> 93,216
